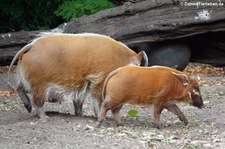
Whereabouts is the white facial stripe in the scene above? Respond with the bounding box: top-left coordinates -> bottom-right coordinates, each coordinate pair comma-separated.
188,92 -> 192,99
183,82 -> 189,86
193,88 -> 200,95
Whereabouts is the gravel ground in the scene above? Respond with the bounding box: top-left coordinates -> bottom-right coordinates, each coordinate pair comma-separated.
0,64 -> 225,149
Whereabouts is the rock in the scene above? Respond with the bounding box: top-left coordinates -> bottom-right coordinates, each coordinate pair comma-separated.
84,124 -> 94,130
133,40 -> 191,70
220,131 -> 225,138
202,143 -> 212,148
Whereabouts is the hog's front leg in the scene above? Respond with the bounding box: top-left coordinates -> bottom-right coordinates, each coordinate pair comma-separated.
164,102 -> 188,125
73,100 -> 83,117
153,105 -> 164,129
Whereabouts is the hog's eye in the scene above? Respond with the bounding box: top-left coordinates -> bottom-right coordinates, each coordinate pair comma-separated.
194,86 -> 200,91
193,86 -> 200,95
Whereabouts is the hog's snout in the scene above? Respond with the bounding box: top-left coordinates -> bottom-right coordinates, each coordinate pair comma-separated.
193,96 -> 204,109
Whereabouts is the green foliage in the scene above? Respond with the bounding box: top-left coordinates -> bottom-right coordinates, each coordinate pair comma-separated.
127,109 -> 138,117
0,0 -> 63,33
55,0 -> 117,21
0,0 -> 117,33
171,65 -> 178,69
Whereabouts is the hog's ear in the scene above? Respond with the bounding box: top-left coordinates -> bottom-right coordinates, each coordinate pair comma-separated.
130,51 -> 148,66
172,72 -> 190,86
141,51 -> 148,67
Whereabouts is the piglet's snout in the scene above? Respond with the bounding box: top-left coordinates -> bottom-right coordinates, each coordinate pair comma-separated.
193,96 -> 204,109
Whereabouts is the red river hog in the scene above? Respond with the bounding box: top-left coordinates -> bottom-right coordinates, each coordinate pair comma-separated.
98,65 -> 204,128
8,33 -> 148,118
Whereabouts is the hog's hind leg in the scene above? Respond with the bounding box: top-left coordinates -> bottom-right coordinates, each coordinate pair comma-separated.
97,101 -> 110,127
111,105 -> 123,127
16,83 -> 32,113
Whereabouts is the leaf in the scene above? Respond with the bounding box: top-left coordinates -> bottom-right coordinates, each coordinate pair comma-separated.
171,65 -> 178,69
54,0 -> 117,21
127,109 -> 138,117
218,91 -> 225,96
0,89 -> 16,97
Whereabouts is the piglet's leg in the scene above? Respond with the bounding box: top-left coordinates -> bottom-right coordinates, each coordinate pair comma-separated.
111,105 -> 123,127
153,105 -> 164,129
164,102 -> 188,125
97,101 -> 109,127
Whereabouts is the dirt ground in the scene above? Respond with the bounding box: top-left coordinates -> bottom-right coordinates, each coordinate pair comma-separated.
0,63 -> 225,149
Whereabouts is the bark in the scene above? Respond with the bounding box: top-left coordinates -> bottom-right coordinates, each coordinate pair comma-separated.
63,0 -> 225,46
0,31 -> 43,66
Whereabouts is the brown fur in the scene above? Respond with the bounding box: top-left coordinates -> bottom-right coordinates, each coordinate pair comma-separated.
9,33 -> 148,118
98,65 -> 204,128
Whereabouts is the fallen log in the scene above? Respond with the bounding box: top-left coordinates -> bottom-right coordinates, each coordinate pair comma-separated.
0,31 -> 43,66
63,0 -> 225,46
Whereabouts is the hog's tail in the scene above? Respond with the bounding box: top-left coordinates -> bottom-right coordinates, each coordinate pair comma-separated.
7,43 -> 33,91
102,68 -> 121,101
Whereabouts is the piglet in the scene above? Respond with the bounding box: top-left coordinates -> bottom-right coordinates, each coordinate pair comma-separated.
98,65 -> 204,128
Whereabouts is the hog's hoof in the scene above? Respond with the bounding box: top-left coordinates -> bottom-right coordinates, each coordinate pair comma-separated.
115,122 -> 123,127
152,123 -> 161,129
96,123 -> 100,128
24,103 -> 32,113
96,119 -> 104,128
183,121 -> 188,125
75,111 -> 84,117
37,107 -> 48,120
182,118 -> 188,125
38,115 -> 49,122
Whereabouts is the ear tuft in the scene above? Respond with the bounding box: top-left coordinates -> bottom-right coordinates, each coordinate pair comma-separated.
142,51 -> 148,66
130,51 -> 148,66
172,72 -> 190,86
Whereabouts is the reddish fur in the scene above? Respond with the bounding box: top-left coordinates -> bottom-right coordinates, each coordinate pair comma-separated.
104,66 -> 195,105
98,65 -> 203,128
10,33 -> 146,117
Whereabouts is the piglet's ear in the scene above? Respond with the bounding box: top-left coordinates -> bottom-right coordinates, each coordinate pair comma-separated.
172,72 -> 190,86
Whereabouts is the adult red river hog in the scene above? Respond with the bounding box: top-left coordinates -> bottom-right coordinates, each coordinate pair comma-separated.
98,65 -> 204,128
8,33 -> 148,119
